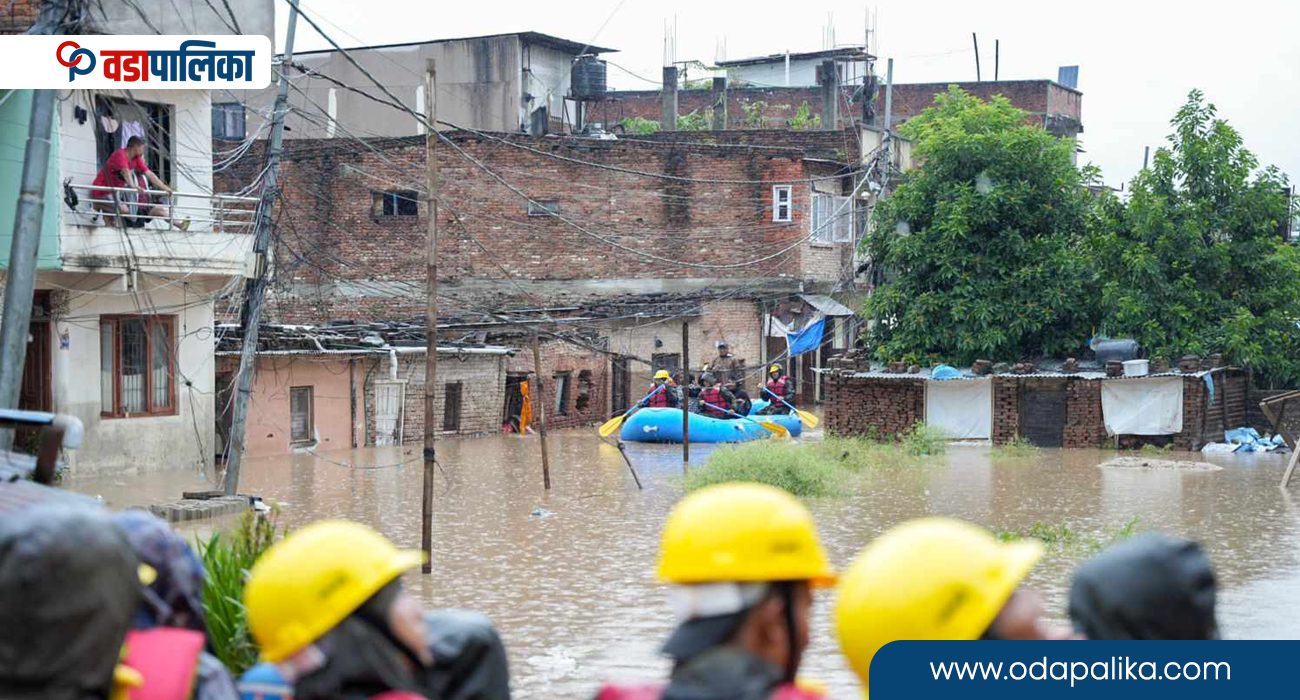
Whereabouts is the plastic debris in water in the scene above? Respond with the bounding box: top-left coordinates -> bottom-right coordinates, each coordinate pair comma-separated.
531,508 -> 553,518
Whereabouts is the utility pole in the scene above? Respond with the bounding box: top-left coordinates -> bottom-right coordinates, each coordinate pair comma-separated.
972,33 -> 981,81
421,59 -> 438,573
681,321 -> 690,467
531,333 -> 551,489
0,90 -> 55,451
222,2 -> 298,495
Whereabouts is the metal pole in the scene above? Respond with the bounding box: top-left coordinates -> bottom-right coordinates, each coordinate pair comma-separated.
883,59 -> 894,133
995,40 -> 999,80
531,333 -> 551,490
222,3 -> 298,495
421,59 -> 438,574
972,33 -> 981,81
681,321 -> 690,467
0,89 -> 55,451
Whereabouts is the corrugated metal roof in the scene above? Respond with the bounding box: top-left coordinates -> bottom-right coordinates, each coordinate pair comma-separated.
799,294 -> 856,317
836,367 -> 1236,382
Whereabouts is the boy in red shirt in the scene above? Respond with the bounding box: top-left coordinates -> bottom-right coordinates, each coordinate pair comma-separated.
91,136 -> 188,230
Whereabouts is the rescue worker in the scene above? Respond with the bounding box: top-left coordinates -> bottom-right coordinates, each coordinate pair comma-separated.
593,483 -> 837,700
244,520 -> 437,700
835,518 -> 1077,696
0,506 -> 144,700
1069,534 -> 1219,640
696,373 -> 735,419
710,343 -> 752,416
114,510 -> 240,700
760,365 -> 795,415
646,369 -> 681,409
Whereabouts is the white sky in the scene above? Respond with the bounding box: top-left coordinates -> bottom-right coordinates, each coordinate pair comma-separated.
275,0 -> 1300,189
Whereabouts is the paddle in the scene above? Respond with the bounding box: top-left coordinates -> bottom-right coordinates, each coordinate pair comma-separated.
762,388 -> 819,429
598,385 -> 666,437
700,401 -> 790,439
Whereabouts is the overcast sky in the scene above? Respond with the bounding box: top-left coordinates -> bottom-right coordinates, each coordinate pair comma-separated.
275,0 -> 1299,189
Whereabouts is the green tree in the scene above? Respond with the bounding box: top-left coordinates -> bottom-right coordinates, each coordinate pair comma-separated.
863,87 -> 1099,364
1090,90 -> 1300,386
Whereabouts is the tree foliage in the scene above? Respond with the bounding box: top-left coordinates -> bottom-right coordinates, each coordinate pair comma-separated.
863,87 -> 1099,364
1089,90 -> 1300,386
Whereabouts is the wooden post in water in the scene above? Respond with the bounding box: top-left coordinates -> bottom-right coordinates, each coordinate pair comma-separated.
531,332 -> 552,490
682,321 -> 690,468
421,59 -> 438,574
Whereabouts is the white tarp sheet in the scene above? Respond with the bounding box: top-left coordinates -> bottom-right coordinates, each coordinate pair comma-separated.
925,378 -> 992,440
1101,377 -> 1184,436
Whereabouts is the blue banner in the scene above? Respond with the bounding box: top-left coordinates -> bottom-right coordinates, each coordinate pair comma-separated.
787,318 -> 825,358
870,641 -> 1283,698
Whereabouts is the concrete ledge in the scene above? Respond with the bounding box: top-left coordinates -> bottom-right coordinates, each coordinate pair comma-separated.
148,496 -> 249,523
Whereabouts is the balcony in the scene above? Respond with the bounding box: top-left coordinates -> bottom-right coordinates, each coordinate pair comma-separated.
60,184 -> 258,278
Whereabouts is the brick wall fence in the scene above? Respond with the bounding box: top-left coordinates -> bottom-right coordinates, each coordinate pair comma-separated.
828,369 -> 1247,451
359,351 -> 508,446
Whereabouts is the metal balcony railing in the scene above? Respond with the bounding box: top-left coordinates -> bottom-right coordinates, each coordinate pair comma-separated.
65,183 -> 259,234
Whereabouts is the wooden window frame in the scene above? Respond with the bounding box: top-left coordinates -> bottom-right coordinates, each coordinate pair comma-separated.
772,185 -> 793,222
289,385 -> 314,445
371,190 -> 420,218
442,381 -> 463,432
553,371 -> 571,416
100,315 -> 178,419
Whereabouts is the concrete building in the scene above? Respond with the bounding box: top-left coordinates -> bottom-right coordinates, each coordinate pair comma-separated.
716,47 -> 873,88
224,32 -> 615,142
0,0 -> 272,474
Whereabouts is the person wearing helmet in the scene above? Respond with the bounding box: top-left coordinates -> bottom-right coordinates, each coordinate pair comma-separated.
695,373 -> 735,419
835,518 -> 1076,696
760,365 -> 795,415
1069,534 -> 1219,640
245,521 -> 436,700
594,483 -> 837,700
646,369 -> 681,409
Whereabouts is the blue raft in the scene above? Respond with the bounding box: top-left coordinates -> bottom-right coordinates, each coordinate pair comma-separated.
619,404 -> 803,443
620,407 -> 772,443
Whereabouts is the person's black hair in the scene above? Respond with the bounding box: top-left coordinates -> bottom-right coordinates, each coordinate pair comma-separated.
126,135 -> 144,149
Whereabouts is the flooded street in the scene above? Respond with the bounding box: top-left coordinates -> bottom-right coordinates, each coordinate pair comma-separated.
70,433 -> 1300,699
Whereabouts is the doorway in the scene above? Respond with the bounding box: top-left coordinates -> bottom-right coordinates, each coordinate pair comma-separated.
503,373 -> 528,432
15,292 -> 52,454
610,357 -> 630,416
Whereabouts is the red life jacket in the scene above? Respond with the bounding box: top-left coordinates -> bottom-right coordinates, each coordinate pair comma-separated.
766,376 -> 790,401
122,628 -> 204,700
595,682 -> 826,700
647,384 -> 673,408
699,386 -> 727,417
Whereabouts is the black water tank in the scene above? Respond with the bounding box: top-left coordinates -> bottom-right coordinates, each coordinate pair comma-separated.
1094,339 -> 1140,363
571,56 -> 607,99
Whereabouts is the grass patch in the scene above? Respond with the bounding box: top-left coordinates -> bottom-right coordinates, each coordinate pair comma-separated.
995,516 -> 1140,556
197,506 -> 285,676
1139,443 -> 1174,455
991,436 -> 1041,459
685,440 -> 850,497
901,423 -> 948,456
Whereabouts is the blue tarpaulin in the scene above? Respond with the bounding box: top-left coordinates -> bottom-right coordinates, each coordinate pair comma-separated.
787,318 -> 826,358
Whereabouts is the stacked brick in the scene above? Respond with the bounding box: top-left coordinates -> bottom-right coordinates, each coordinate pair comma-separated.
1063,380 -> 1106,447
824,376 -> 924,438
991,378 -> 1019,445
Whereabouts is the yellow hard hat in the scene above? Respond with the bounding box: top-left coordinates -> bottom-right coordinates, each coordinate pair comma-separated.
244,521 -> 425,662
657,483 -> 836,586
834,518 -> 1042,692
769,364 -> 782,374
654,369 -> 671,380
701,363 -> 710,371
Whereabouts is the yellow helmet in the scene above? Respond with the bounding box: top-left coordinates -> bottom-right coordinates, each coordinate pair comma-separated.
244,521 -> 425,662
654,369 -> 671,380
769,364 -> 782,374
657,483 -> 836,586
834,518 -> 1042,692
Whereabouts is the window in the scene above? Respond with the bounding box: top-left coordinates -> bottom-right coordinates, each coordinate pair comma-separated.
289,386 -> 313,444
443,382 -> 463,432
528,200 -> 559,217
553,372 -> 571,416
212,102 -> 246,140
372,190 -> 420,217
811,192 -> 854,244
100,316 -> 175,417
772,185 -> 792,222
652,353 -> 681,373
95,96 -> 173,187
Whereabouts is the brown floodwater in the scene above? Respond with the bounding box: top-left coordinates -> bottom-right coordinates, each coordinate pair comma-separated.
68,431 -> 1300,699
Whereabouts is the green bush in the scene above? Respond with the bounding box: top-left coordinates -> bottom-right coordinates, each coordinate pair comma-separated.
991,436 -> 1040,459
901,423 -> 948,456
197,506 -> 284,676
685,441 -> 850,497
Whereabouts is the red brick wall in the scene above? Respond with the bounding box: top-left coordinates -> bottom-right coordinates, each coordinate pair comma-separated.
505,337 -> 609,430
0,0 -> 39,34
824,376 -> 925,438
1064,380 -> 1107,448
991,377 -> 1020,444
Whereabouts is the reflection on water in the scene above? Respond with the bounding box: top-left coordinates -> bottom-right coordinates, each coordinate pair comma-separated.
68,433 -> 1300,699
